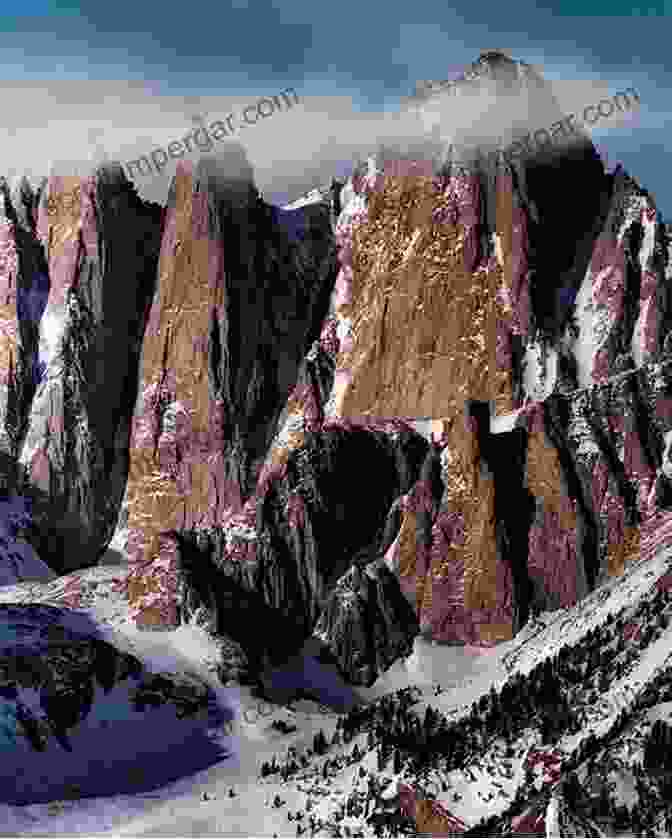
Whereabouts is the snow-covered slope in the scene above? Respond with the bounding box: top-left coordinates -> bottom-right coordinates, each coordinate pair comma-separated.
0,525 -> 671,835
0,494 -> 55,586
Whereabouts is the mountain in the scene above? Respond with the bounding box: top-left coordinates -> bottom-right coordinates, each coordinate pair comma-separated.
326,50 -> 671,652
0,49 -> 670,834
1,49 -> 670,684
0,49 -> 669,688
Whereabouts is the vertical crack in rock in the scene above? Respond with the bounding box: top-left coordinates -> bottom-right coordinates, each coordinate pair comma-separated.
487,423 -> 535,633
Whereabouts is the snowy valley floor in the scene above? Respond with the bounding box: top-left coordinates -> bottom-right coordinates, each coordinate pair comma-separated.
1,542 -> 672,836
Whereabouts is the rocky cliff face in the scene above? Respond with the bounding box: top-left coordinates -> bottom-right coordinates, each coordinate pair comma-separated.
171,421 -> 428,676
0,168 -> 162,575
0,144 -> 421,688
0,51 -> 669,692
123,150 -> 339,628
313,557 -> 420,686
332,54 -> 607,424
320,52 -> 671,650
467,171 -> 672,631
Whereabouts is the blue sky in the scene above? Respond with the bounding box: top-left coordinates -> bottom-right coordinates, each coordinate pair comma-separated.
0,0 -> 669,215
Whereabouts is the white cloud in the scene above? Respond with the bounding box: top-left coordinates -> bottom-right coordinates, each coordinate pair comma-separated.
0,61 -> 667,209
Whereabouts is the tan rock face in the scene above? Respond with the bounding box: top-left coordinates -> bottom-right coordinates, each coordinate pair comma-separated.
0,193 -> 19,396
430,416 -> 513,643
414,798 -> 467,836
125,164 -> 226,625
520,402 -> 582,610
334,166 -> 523,641
338,171 -> 516,420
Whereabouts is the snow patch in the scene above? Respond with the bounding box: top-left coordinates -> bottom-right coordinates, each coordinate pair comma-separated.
490,408 -> 523,434
571,267 -> 596,389
523,341 -> 558,401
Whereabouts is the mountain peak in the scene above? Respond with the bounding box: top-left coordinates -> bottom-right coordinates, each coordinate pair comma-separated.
477,48 -> 513,61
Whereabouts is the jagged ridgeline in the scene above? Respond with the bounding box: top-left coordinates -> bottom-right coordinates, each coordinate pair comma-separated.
0,50 -> 669,690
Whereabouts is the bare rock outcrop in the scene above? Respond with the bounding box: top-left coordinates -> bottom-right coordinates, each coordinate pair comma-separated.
0,167 -> 162,575
2,50 -> 668,694
313,557 -> 420,686
124,150 -> 338,627
322,52 -> 670,647
170,421 -> 428,670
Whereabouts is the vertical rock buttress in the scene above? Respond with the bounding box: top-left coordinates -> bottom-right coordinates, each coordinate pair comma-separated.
124,152 -> 338,628
0,168 -> 162,575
